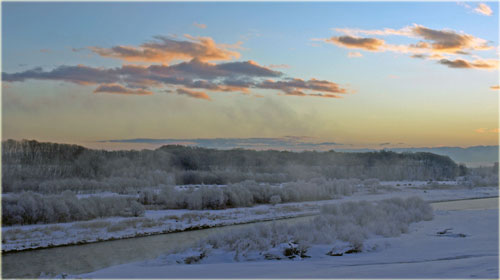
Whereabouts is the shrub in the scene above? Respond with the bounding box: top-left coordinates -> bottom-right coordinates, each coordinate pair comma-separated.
196,197 -> 433,261
270,195 -> 282,205
2,191 -> 145,226
136,178 -> 359,210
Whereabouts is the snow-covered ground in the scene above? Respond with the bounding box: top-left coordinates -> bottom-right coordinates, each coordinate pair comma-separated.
2,182 -> 497,252
78,200 -> 499,279
1,204 -> 317,252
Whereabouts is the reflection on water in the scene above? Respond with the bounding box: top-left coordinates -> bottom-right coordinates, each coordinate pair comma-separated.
2,216 -> 313,278
431,197 -> 498,211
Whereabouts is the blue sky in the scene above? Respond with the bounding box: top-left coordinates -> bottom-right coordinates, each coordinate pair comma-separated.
2,2 -> 499,149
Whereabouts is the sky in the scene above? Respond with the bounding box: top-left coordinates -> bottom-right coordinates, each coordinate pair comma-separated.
1,2 -> 499,150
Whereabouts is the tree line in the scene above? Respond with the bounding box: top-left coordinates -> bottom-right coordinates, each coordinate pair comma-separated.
2,139 -> 463,193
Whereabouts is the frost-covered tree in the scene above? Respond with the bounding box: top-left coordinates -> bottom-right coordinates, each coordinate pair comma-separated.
3,140 -> 462,195
269,195 -> 282,205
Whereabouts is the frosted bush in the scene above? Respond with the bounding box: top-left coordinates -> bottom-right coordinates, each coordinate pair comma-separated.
464,174 -> 499,188
137,177 -> 359,210
189,197 -> 433,262
1,191 -> 145,225
269,195 -> 282,205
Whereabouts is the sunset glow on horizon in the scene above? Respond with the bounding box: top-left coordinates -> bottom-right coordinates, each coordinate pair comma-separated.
2,2 -> 499,150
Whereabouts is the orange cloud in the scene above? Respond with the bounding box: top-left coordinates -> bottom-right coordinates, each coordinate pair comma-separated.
326,36 -> 384,51
258,78 -> 347,98
438,58 -> 499,70
193,22 -> 207,29
93,83 -> 153,95
459,2 -> 493,16
3,55 -> 349,101
176,88 -> 211,100
333,24 -> 491,55
268,64 -> 290,69
310,93 -> 342,98
348,52 -> 363,58
411,25 -> 491,54
89,35 -> 240,63
475,128 -> 499,133
325,24 -> 495,71
212,85 -> 250,94
475,3 -> 493,16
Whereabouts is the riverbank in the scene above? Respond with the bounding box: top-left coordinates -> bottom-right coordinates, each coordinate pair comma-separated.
2,184 -> 497,253
79,197 -> 499,279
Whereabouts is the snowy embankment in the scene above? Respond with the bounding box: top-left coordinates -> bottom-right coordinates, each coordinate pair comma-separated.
1,204 -> 316,252
79,205 -> 498,279
155,197 -> 435,265
2,182 -> 497,252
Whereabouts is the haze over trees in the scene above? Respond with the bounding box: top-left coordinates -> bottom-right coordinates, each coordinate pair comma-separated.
1,139 -> 475,226
3,139 -> 462,193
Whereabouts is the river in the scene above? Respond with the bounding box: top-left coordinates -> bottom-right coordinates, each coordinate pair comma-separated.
2,197 -> 497,278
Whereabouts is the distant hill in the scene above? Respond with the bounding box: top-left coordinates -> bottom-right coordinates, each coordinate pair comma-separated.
98,138 -> 498,167
339,146 -> 498,167
392,146 -> 498,167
